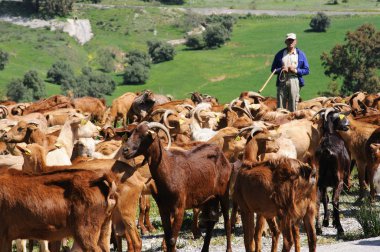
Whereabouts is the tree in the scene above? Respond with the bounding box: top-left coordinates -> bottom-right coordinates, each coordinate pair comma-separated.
126,49 -> 151,67
6,71 -> 46,102
0,50 -> 9,70
185,34 -> 205,50
147,40 -> 176,64
38,0 -> 75,17
61,67 -> 116,98
203,23 -> 229,48
309,12 -> 331,32
47,60 -> 75,85
123,63 -> 150,84
321,24 -> 380,95
97,48 -> 116,73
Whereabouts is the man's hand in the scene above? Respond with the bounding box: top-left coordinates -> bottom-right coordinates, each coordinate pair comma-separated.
281,66 -> 289,73
288,66 -> 297,73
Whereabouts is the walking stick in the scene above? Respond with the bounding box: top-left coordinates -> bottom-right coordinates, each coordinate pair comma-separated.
258,69 -> 276,93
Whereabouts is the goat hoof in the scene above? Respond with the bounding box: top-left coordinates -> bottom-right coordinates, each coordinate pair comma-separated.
316,227 -> 322,235
337,227 -> 344,237
322,219 -> 329,227
141,228 -> 149,235
148,226 -> 157,233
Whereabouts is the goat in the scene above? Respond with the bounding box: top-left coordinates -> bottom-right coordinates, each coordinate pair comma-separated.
233,157 -> 317,252
313,108 -> 351,236
122,121 -> 232,252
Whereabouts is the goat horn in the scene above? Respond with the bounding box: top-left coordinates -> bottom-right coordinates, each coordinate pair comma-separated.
242,99 -> 254,119
0,105 -> 9,118
146,122 -> 172,150
231,105 -> 253,119
332,103 -> 351,109
311,108 -> 328,120
324,107 -> 337,121
238,125 -> 255,135
247,91 -> 265,99
162,110 -> 175,129
249,126 -> 264,138
227,98 -> 239,112
150,109 -> 167,117
178,104 -> 194,111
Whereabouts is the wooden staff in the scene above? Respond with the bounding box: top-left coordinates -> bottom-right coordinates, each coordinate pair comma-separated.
258,69 -> 276,93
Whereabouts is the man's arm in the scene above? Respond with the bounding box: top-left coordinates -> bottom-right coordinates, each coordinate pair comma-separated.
296,50 -> 310,76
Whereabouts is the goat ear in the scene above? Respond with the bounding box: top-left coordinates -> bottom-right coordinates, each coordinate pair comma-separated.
27,123 -> 39,130
370,143 -> 380,151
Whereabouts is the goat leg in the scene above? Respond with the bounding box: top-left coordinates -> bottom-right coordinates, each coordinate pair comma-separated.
241,211 -> 255,252
315,188 -> 323,235
191,208 -> 202,239
220,196 -> 232,252
254,214 -> 266,252
266,218 -> 280,252
144,196 -> 156,233
303,203 -> 317,252
332,182 -> 344,236
138,196 -> 149,235
321,188 -> 329,227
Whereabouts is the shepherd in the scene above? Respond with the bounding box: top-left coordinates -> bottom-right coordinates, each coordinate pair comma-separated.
271,33 -> 310,112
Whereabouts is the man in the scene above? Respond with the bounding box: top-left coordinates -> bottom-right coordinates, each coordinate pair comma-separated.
271,33 -> 310,112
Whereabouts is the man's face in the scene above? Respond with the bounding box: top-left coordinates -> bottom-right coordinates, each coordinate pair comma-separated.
285,39 -> 297,50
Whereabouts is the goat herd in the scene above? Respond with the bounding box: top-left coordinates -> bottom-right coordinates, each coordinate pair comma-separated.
0,90 -> 379,252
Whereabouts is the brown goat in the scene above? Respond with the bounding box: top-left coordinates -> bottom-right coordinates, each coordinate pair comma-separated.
0,168 -> 117,252
72,96 -> 107,123
3,121 -> 57,151
365,127 -> 380,200
233,157 -> 317,252
122,121 -> 232,252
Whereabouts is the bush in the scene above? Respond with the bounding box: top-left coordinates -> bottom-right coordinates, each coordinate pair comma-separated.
356,199 -> 380,237
61,67 -> 116,98
0,50 -> 9,70
205,14 -> 236,33
6,70 -> 45,102
203,23 -> 229,48
97,48 -> 115,73
310,12 -> 331,32
185,34 -> 205,50
38,0 -> 75,17
126,49 -> 151,67
47,60 -> 75,85
147,40 -> 176,64
123,63 -> 150,84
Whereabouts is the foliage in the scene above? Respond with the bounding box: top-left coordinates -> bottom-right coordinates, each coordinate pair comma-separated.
38,0 -> 75,17
123,63 -> 150,84
309,12 -> 331,32
321,24 -> 380,95
356,199 -> 380,237
97,48 -> 116,73
203,23 -> 229,48
185,34 -> 205,50
147,40 -> 176,64
61,67 -> 116,98
47,60 -> 75,85
205,14 -> 236,34
126,49 -> 151,68
6,70 -> 45,102
0,50 -> 9,70
182,12 -> 205,32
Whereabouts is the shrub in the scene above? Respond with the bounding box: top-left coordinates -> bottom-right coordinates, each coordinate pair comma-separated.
0,50 -> 9,70
203,23 -> 229,48
38,0 -> 75,17
6,70 -> 45,102
97,48 -> 115,73
205,14 -> 236,33
123,63 -> 150,84
47,60 -> 75,85
147,40 -> 176,64
356,199 -> 380,237
61,67 -> 116,98
310,12 -> 331,32
185,34 -> 205,50
126,49 -> 151,67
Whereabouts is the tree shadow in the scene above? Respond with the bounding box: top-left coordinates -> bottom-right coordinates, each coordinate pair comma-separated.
304,28 -> 327,33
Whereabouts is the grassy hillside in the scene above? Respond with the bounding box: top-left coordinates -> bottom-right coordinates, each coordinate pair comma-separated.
0,5 -> 379,104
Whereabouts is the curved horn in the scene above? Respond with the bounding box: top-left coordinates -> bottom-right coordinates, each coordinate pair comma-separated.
242,99 -> 254,119
146,122 -> 172,150
324,107 -> 337,121
0,105 -> 9,118
162,109 -> 175,129
238,125 -> 255,136
178,104 -> 194,111
232,105 -> 253,119
312,108 -> 328,120
247,91 -> 265,100
249,126 -> 264,138
150,109 -> 167,117
333,103 -> 351,110
228,98 -> 239,112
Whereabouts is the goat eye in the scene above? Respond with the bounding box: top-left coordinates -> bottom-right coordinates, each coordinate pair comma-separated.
17,127 -> 23,132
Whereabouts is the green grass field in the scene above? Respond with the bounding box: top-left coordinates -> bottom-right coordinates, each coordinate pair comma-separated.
0,4 -> 379,104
